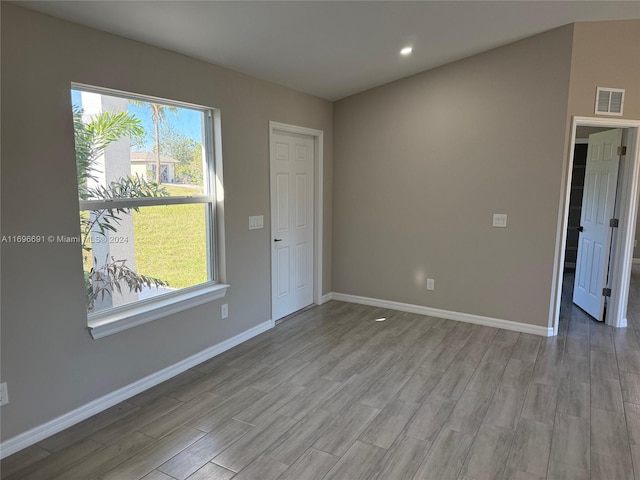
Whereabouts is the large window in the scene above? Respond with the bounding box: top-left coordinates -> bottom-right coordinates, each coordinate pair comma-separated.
71,85 -> 226,337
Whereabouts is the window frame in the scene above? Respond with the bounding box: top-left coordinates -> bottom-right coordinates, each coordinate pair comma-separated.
71,83 -> 228,339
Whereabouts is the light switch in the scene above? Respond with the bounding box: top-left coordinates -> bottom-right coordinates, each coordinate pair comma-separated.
249,215 -> 264,230
493,214 -> 508,228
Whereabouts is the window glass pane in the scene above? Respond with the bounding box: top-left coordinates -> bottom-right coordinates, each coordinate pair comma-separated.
83,204 -> 209,313
72,89 -> 206,200
72,86 -> 217,317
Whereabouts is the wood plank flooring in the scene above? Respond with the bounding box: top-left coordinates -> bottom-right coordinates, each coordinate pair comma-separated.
3,269 -> 640,479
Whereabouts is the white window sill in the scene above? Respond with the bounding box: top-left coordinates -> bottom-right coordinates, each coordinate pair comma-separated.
88,283 -> 230,339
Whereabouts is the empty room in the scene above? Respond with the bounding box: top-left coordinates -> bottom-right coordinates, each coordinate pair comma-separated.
1,1 -> 640,479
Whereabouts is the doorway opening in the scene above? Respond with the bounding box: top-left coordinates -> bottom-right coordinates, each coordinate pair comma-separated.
552,117 -> 640,335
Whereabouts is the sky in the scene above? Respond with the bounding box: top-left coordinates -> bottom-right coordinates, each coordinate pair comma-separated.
71,89 -> 203,152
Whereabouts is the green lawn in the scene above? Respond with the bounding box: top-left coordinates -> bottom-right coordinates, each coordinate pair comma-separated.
132,185 -> 208,289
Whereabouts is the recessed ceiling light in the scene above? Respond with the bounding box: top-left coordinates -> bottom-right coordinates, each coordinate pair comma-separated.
375,318 -> 386,322
400,47 -> 413,56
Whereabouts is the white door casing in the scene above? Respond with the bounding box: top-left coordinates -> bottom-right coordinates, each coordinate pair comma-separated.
552,118 -> 640,334
573,129 -> 622,320
270,130 -> 315,320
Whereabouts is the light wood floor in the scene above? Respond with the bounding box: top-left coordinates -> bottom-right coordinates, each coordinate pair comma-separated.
3,275 -> 640,479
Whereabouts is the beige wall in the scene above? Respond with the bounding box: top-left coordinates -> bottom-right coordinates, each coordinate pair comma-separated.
331,19 -> 640,331
332,26 -> 574,328
0,4 -> 332,441
568,20 -> 640,120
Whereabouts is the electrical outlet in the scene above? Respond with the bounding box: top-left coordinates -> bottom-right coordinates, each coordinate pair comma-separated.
493,214 -> 508,228
0,382 -> 8,406
221,304 -> 228,319
426,278 -> 435,291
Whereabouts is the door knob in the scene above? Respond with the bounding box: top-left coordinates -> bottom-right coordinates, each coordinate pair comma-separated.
274,238 -> 283,242
577,226 -> 584,232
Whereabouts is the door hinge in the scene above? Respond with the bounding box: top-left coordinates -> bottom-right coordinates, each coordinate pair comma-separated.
610,218 -> 619,228
603,287 -> 612,297
618,146 -> 627,156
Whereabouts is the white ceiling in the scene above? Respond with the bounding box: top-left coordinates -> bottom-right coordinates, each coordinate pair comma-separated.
16,1 -> 640,101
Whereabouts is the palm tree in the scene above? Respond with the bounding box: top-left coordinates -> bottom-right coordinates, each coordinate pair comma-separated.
73,106 -> 169,311
131,101 -> 178,183
74,105 -> 144,200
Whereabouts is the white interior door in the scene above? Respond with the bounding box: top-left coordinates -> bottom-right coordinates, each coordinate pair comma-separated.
573,128 -> 623,320
270,130 -> 314,321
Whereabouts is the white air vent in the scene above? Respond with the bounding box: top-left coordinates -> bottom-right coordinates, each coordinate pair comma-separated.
595,87 -> 625,116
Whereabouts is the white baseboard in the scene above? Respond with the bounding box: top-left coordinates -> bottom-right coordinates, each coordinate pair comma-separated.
331,292 -> 553,337
620,318 -> 628,328
319,293 -> 334,304
0,319 -> 274,459
633,258 -> 640,265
